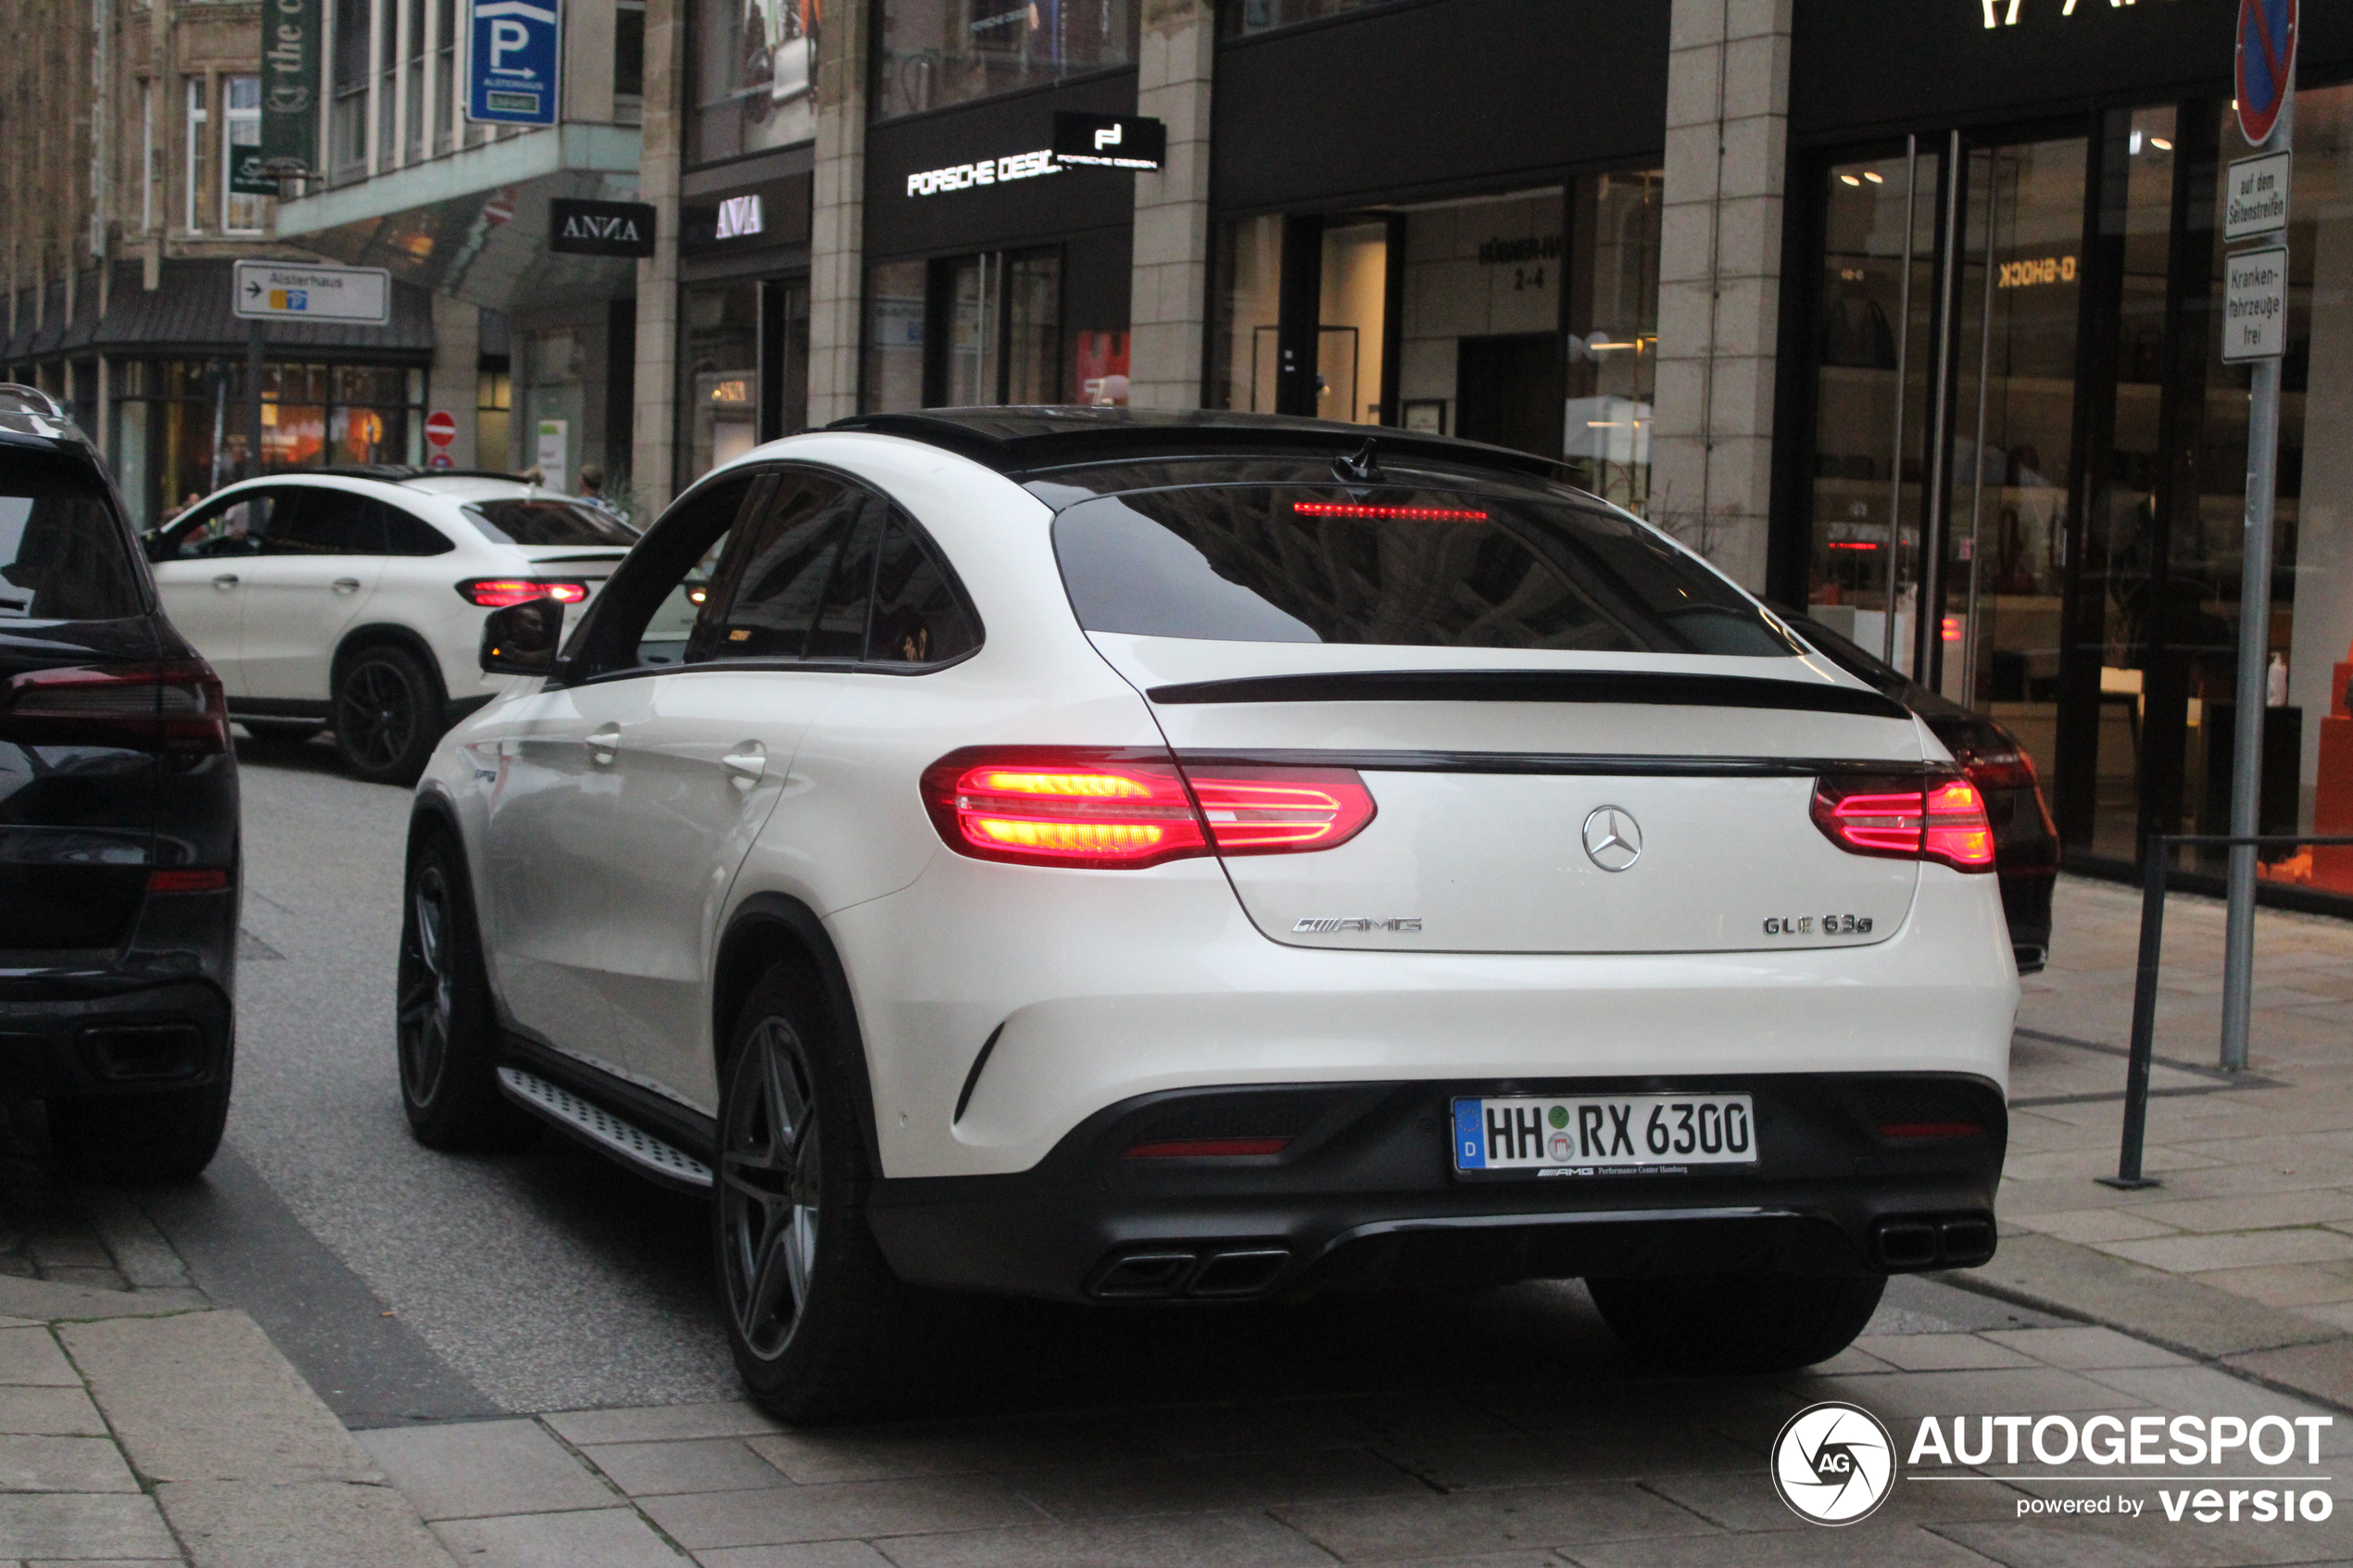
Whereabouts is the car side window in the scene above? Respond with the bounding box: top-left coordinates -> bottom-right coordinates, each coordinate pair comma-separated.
264,489 -> 387,556
686,471 -> 870,663
868,516 -> 980,666
165,492 -> 278,558
381,505 -> 455,557
574,473 -> 760,677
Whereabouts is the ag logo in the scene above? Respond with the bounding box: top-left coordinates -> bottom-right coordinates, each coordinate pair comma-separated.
1770,1400 -> 1894,1525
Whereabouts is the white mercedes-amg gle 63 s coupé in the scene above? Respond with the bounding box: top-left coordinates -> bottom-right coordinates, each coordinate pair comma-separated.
397,409 -> 2017,1418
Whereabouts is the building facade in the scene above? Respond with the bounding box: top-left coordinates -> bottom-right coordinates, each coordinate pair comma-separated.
9,0 -> 2353,916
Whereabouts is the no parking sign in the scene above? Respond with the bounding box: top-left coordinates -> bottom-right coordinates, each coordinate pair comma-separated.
2237,0 -> 2296,145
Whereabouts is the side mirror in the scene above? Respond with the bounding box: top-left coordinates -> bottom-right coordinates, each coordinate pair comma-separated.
480,596 -> 566,676
143,533 -> 173,564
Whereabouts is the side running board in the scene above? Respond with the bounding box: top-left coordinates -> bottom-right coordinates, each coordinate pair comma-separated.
497,1067 -> 713,1190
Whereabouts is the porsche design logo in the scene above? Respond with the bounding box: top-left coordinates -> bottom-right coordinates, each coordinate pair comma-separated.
1581,806 -> 1642,872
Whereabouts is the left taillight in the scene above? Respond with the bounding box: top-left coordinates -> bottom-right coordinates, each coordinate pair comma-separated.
1,659 -> 230,754
457,579 -> 589,608
1811,772 -> 1995,872
919,748 -> 1377,870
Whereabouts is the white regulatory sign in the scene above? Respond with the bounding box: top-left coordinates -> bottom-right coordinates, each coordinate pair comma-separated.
231,260 -> 392,324
2222,245 -> 2289,363
2225,150 -> 2293,242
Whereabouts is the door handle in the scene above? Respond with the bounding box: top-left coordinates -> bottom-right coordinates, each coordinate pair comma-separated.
723,742 -> 766,791
211,574 -> 240,589
332,577 -> 362,594
585,723 -> 620,766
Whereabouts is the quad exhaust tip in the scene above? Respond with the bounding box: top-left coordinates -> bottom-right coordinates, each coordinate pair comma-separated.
1873,1213 -> 1996,1272
1088,1246 -> 1292,1300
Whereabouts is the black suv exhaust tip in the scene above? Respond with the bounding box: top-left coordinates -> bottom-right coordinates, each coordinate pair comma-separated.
1872,1212 -> 1997,1272
79,1022 -> 207,1084
1086,1245 -> 1292,1300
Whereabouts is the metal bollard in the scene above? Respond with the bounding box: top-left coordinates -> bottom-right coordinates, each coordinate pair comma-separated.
2097,833 -> 2167,1191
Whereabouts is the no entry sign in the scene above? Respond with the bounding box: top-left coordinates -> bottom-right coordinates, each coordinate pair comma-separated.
425,409 -> 458,448
2237,0 -> 2296,145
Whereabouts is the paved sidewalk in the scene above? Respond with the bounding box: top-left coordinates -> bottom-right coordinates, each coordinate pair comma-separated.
354,1285 -> 2351,1568
1967,874 -> 2353,1410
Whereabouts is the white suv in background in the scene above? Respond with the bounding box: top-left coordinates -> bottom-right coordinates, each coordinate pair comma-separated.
146,469 -> 637,783
400,410 -> 2018,1420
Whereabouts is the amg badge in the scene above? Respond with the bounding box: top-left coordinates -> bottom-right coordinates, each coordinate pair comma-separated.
1294,917 -> 1423,934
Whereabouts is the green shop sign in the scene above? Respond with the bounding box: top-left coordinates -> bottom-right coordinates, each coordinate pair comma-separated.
258,0 -> 321,181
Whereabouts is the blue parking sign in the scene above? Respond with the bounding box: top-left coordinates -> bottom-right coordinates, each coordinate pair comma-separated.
468,0 -> 560,126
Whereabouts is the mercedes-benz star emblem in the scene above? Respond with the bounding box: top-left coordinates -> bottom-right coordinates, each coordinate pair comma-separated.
1581,806 -> 1643,872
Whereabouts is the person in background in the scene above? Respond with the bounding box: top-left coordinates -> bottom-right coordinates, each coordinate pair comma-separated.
576,464 -> 624,520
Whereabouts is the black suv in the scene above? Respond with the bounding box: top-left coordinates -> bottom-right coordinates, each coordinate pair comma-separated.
0,387 -> 237,1179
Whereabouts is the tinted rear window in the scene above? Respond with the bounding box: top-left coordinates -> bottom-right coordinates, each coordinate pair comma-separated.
1052,485 -> 1795,657
463,498 -> 638,547
0,455 -> 143,621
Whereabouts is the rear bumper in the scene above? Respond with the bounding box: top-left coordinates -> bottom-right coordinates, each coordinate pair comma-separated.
0,978 -> 233,1096
865,1071 -> 2006,1305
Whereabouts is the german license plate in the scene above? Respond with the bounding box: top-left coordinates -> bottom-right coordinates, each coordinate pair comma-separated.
1452,1094 -> 1757,1177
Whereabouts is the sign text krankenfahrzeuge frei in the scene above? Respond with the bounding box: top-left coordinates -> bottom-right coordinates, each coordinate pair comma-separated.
258,0 -> 321,181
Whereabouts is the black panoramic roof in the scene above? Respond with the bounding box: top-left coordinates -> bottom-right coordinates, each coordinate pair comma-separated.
824,408 -> 1572,483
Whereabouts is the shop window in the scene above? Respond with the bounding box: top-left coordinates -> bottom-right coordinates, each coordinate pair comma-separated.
875,0 -> 1136,123
862,261 -> 926,414
682,282 -> 761,480
690,0 -> 817,166
478,359 -> 513,471
1222,0 -> 1401,36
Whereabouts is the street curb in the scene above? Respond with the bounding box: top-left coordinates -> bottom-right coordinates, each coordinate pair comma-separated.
53,1308 -> 460,1567
1934,1231 -> 2353,1415
0,1273 -> 208,1321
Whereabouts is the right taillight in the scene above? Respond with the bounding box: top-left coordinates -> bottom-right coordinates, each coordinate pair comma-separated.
1811,772 -> 1995,872
919,748 -> 1376,870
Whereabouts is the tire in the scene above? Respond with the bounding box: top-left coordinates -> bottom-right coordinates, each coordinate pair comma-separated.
396,832 -> 538,1150
238,720 -> 323,746
50,1073 -> 232,1183
714,964 -> 911,1422
1587,1272 -> 1885,1374
333,644 -> 443,785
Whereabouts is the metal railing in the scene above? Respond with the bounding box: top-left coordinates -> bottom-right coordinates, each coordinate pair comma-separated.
2100,832 -> 2353,1190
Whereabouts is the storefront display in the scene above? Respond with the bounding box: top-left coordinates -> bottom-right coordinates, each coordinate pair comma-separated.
875,0 -> 1135,122
690,0 -> 819,165
1782,0 -> 2353,909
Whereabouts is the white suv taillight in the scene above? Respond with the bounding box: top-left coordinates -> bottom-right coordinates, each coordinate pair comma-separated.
919,748 -> 1376,870
1,659 -> 230,755
457,579 -> 589,608
1811,773 -> 1995,872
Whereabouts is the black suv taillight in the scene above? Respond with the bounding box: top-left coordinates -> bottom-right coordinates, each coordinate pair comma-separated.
0,659 -> 229,754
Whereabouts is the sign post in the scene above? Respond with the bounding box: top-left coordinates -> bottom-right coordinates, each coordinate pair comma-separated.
2220,0 -> 2297,1073
231,260 -> 392,324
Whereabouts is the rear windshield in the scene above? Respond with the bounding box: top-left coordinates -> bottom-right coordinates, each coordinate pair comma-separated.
463,498 -> 639,548
0,454 -> 143,621
1051,484 -> 1796,657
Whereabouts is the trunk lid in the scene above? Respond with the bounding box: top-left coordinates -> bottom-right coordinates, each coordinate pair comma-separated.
1098,636 -> 1926,955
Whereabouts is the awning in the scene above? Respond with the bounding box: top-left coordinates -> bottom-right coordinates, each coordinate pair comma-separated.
6,263 -> 435,363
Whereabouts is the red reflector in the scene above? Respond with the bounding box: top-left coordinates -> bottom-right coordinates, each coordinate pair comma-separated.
1879,1123 -> 1983,1139
2,660 -> 230,754
1811,772 -> 1995,872
920,749 -> 1377,870
458,578 -> 589,608
1123,1137 -> 1292,1159
1291,502 -> 1490,521
1941,615 -> 1962,642
148,868 -> 231,893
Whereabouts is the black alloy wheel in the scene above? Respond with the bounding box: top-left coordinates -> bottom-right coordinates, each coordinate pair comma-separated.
719,1016 -> 824,1361
333,645 -> 441,785
396,834 -> 536,1149
714,965 -> 909,1420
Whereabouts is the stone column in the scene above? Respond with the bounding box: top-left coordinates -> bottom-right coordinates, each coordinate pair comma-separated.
1649,0 -> 1793,592
631,0 -> 683,507
427,293 -> 480,468
1126,0 -> 1214,410
806,0 -> 870,424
